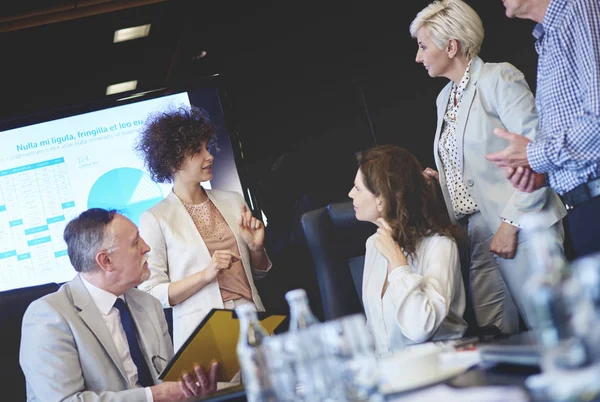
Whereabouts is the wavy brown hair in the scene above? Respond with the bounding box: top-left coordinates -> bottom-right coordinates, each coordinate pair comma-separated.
357,145 -> 462,259
135,106 -> 217,183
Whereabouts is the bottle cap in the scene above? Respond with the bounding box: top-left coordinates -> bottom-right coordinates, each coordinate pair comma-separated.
285,288 -> 308,302
234,303 -> 257,316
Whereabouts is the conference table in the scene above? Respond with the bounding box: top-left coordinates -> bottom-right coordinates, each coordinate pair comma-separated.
188,335 -> 541,402
188,364 -> 538,402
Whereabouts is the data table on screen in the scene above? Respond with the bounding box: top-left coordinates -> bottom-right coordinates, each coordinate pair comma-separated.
0,158 -> 77,291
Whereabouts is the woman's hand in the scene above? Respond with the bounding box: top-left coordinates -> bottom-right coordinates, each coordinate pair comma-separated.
168,251 -> 239,306
490,222 -> 519,259
205,250 -> 240,282
423,167 -> 439,182
374,218 -> 408,272
238,204 -> 265,252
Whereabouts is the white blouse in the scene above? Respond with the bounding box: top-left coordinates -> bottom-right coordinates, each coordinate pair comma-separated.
362,233 -> 467,355
439,59 -> 479,220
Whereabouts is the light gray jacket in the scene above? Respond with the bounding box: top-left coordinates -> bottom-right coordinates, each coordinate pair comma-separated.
20,275 -> 173,402
138,189 -> 270,352
433,57 -> 566,232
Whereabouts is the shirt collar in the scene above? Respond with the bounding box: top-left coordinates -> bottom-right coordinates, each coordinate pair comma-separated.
543,0 -> 567,29
533,0 -> 567,40
450,58 -> 473,100
457,59 -> 473,91
80,275 -> 123,316
532,23 -> 545,41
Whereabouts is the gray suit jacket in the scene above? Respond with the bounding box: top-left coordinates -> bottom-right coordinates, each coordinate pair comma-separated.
433,57 -> 566,233
20,275 -> 174,402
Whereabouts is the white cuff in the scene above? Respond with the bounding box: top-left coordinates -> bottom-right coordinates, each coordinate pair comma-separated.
501,217 -> 520,228
144,386 -> 154,402
149,282 -> 172,308
387,265 -> 411,283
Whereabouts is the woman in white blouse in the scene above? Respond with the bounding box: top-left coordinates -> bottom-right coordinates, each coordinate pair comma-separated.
135,107 -> 271,351
412,0 -> 566,334
349,145 -> 467,354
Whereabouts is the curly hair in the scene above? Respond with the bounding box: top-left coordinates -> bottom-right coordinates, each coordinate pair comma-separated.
135,106 -> 217,183
357,145 -> 461,259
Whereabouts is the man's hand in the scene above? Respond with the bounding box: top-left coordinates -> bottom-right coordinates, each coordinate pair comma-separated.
180,363 -> 219,398
504,167 -> 546,193
238,204 -> 265,252
490,222 -> 519,259
374,218 -> 408,272
151,362 -> 219,402
151,382 -> 186,402
485,128 -> 531,168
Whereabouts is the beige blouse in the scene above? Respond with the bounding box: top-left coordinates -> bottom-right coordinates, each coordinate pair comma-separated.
183,199 -> 253,302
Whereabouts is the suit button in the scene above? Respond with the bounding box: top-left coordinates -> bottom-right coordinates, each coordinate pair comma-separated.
466,179 -> 474,187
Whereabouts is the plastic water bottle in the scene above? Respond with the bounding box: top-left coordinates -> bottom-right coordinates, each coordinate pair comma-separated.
522,213 -> 590,374
284,289 -> 326,400
235,304 -> 276,402
285,289 -> 319,331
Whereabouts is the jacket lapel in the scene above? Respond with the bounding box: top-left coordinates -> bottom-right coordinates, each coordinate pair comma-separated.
166,191 -> 212,259
126,292 -> 161,382
70,275 -> 130,384
455,57 -> 483,175
434,83 -> 452,184
206,191 -> 241,247
207,191 -> 256,291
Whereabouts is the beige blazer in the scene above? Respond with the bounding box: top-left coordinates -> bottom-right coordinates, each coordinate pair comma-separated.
20,275 -> 173,402
433,57 -> 566,233
138,189 -> 270,351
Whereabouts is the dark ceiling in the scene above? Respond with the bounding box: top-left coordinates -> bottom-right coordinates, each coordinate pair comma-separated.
0,0 -> 367,119
0,0 -> 538,177
0,0 -> 237,121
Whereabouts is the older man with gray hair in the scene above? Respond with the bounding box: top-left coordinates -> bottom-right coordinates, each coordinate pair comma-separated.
20,208 -> 218,402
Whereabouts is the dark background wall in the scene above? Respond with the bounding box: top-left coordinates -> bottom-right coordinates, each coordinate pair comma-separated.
212,0 -> 538,175
197,0 -> 539,315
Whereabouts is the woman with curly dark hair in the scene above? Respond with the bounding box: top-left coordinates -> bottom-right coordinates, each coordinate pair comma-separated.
349,145 -> 466,354
136,106 -> 270,352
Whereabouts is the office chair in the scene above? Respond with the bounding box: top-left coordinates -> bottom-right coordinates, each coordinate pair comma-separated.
301,200 -> 376,320
0,282 -> 60,402
301,200 -> 490,339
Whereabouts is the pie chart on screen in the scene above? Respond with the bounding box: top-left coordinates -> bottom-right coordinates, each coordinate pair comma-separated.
87,167 -> 164,225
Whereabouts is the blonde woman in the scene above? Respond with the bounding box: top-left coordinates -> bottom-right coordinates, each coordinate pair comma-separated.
411,0 -> 565,333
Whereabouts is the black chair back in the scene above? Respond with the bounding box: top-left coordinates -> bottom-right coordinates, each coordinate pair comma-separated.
301,201 -> 376,320
0,283 -> 60,402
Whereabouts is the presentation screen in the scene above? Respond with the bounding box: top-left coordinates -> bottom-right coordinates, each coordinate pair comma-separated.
0,89 -> 243,291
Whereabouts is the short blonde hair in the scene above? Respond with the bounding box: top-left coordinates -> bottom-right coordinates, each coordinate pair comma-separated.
410,0 -> 484,60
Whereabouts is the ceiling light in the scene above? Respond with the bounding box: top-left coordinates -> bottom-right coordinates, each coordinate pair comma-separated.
116,87 -> 167,102
106,80 -> 138,95
192,50 -> 207,60
113,24 -> 151,43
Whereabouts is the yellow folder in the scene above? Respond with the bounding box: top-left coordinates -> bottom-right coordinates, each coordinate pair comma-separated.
158,309 -> 287,383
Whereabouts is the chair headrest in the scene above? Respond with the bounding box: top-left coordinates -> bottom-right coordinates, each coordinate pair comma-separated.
327,201 -> 376,258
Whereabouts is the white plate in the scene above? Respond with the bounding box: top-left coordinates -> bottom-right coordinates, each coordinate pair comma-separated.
380,365 -> 468,395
